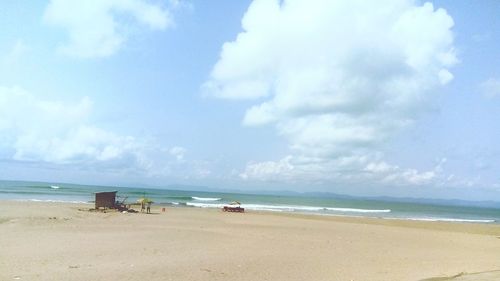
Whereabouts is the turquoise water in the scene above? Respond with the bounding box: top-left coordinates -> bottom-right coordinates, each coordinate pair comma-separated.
1,180 -> 499,223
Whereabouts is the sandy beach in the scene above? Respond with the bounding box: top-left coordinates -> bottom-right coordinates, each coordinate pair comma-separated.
1,201 -> 499,281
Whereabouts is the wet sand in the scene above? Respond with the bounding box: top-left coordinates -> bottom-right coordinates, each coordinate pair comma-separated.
1,201 -> 499,281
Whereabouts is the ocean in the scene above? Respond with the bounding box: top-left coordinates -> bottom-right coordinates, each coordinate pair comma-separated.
1,180 -> 499,224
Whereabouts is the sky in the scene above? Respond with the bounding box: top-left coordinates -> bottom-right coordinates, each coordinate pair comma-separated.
0,0 -> 499,200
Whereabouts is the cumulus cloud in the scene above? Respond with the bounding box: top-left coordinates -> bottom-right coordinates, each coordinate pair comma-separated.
0,87 -> 173,177
0,86 -> 138,165
240,154 -> 445,187
364,158 -> 447,185
240,156 -> 295,182
169,146 -> 187,161
0,86 -> 213,181
480,78 -> 500,99
43,0 -> 174,58
207,0 -> 457,186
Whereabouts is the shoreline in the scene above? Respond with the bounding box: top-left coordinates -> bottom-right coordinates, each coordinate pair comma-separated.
1,201 -> 500,280
4,198 -> 499,227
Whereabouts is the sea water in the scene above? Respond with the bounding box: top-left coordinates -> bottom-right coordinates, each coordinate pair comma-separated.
0,180 -> 499,224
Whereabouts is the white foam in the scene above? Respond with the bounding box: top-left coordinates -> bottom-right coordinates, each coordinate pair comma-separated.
179,203 -> 497,223
186,202 -> 224,208
251,208 -> 284,212
50,185 -> 60,189
325,207 -> 391,213
16,199 -> 89,204
185,202 -> 391,214
192,196 -> 222,201
243,204 -> 319,212
403,217 -> 495,223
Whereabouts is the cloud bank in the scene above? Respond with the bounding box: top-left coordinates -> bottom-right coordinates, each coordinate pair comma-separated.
0,87 -> 195,179
43,0 -> 174,58
206,0 -> 457,186
0,87 -> 140,165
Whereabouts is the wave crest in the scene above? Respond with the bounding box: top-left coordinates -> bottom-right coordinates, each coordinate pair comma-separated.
186,202 -> 391,213
192,197 -> 222,201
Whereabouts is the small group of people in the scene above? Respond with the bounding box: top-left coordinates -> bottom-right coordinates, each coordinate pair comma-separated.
140,201 -> 152,214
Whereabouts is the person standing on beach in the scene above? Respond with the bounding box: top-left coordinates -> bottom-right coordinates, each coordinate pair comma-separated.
141,201 -> 145,213
147,202 -> 151,214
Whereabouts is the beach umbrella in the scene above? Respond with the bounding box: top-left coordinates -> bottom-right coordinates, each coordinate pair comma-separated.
229,201 -> 241,205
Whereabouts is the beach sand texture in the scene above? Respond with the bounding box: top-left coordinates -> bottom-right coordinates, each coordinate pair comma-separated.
1,201 -> 499,281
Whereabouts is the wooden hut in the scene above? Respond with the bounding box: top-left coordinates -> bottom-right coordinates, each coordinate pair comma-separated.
95,191 -> 117,210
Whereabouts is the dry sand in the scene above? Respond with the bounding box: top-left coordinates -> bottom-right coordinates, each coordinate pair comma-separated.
1,201 -> 499,281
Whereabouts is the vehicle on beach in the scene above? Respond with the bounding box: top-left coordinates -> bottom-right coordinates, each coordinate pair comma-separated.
222,201 -> 244,212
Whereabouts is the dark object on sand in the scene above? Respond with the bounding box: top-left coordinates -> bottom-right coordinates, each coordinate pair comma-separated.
94,191 -> 133,212
94,191 -> 118,210
222,206 -> 245,212
420,270 -> 500,280
222,201 -> 244,213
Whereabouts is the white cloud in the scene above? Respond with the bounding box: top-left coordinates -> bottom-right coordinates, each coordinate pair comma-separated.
438,69 -> 454,85
43,0 -> 174,58
0,86 -> 212,181
169,0 -> 193,10
0,86 -> 139,165
480,78 -> 500,99
240,156 -> 295,181
169,146 -> 187,161
207,0 -> 457,186
365,160 -> 441,186
240,154 -> 443,187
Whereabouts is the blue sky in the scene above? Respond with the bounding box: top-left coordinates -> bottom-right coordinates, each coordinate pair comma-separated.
0,0 -> 499,200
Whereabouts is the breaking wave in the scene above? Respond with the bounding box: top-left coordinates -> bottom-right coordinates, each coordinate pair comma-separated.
402,217 -> 495,223
186,202 -> 391,213
192,197 -> 222,201
17,199 -> 89,204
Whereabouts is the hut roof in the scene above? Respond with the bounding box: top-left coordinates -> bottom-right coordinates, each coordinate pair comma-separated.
94,191 -> 118,194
